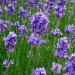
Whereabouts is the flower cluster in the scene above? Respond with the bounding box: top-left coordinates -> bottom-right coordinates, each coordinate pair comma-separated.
14,21 -> 20,29
30,12 -> 48,34
32,67 -> 46,75
18,7 -> 28,19
3,59 -> 14,68
0,6 -> 3,18
7,1 -> 15,15
65,24 -> 73,33
52,28 -> 62,36
19,25 -> 27,36
28,33 -> 44,45
71,31 -> 75,43
54,0 -> 66,19
43,0 -> 55,12
0,20 -> 9,33
25,0 -> 39,7
3,32 -> 17,53
51,62 -> 62,74
64,53 -> 75,75
55,37 -> 70,58
0,0 -> 8,4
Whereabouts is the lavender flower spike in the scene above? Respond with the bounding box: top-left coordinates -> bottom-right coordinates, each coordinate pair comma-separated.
19,7 -> 28,19
51,62 -> 62,73
65,24 -> 73,33
3,32 -> 17,53
32,67 -> 46,75
19,25 -> 27,36
3,59 -> 14,68
52,28 -> 62,36
28,33 -> 44,45
30,12 -> 48,34
0,6 -> 3,18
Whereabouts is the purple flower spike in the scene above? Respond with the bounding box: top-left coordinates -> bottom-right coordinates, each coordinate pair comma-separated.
57,37 -> 70,51
28,33 -> 44,45
19,7 -> 28,19
3,32 -> 17,53
19,25 -> 27,36
32,67 -> 46,75
30,12 -> 48,34
64,53 -> 75,75
25,0 -> 39,7
7,2 -> 15,15
0,20 -> 8,33
55,37 -> 70,58
65,24 -> 73,33
0,6 -> 3,18
14,21 -> 20,29
52,28 -> 62,36
41,0 -> 55,13
57,0 -> 66,6
0,0 -> 8,4
51,62 -> 62,74
55,49 -> 66,58
3,59 -> 14,68
54,4 -> 66,19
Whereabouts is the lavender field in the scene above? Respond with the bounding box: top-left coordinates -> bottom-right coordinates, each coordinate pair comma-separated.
0,0 -> 75,75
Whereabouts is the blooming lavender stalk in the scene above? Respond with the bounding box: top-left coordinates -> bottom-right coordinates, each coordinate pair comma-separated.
71,31 -> 75,43
55,37 -> 70,58
19,25 -> 27,37
51,62 -> 62,74
28,33 -> 45,45
32,67 -> 46,75
65,24 -> 73,33
54,5 -> 66,19
64,53 -> 75,75
3,59 -> 14,68
7,2 -> 15,15
54,0 -> 66,19
14,21 -> 20,29
0,0 -> 8,4
25,0 -> 39,7
30,12 -> 48,34
18,7 -> 28,19
0,20 -> 9,33
0,6 -> 3,18
42,0 -> 55,12
52,28 -> 62,36
2,59 -> 14,75
3,32 -> 17,53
